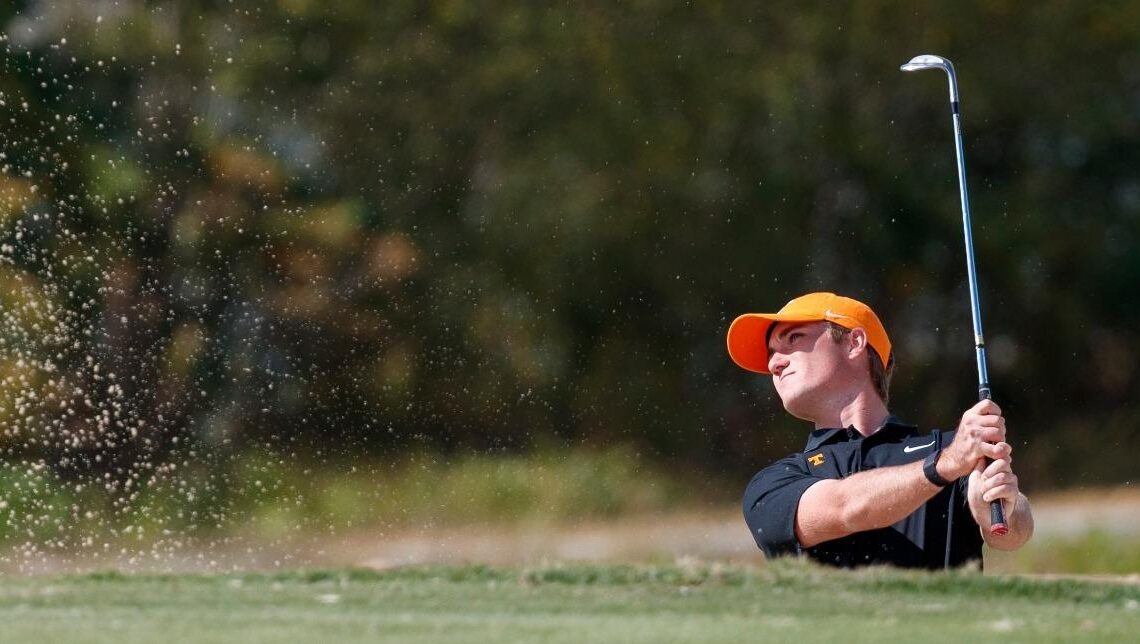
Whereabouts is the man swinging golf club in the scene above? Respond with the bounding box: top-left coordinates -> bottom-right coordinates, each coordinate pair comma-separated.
729,292 -> 1033,568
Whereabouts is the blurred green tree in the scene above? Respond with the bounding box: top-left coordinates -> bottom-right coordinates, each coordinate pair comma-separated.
0,1 -> 1135,496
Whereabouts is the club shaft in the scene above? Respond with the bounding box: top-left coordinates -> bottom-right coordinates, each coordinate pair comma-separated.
942,66 -> 1007,536
943,67 -> 990,399
950,107 -> 991,398
905,55 -> 1008,537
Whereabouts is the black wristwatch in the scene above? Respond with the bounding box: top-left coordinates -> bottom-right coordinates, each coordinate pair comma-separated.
923,449 -> 953,487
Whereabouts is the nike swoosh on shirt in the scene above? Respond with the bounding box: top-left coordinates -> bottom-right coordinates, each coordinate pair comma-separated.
903,440 -> 936,453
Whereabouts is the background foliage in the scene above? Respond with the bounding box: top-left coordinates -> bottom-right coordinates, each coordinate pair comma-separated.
0,1 -> 1136,559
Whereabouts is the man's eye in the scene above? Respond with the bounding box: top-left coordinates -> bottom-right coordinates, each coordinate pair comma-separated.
788,333 -> 802,342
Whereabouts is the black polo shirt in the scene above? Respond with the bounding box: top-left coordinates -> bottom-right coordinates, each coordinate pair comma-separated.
742,417 -> 983,569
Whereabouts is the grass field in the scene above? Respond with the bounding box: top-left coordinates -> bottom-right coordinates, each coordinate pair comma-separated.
1,561 -> 1136,643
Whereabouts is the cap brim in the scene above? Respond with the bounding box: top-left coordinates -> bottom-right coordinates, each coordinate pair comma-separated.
726,312 -> 824,374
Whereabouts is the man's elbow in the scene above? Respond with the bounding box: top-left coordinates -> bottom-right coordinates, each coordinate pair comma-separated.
835,495 -> 883,533
985,528 -> 1032,551
833,493 -> 904,535
835,502 -> 864,534
986,517 -> 1034,550
796,484 -> 867,547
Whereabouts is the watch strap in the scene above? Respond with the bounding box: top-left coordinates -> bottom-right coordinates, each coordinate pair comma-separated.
923,449 -> 952,487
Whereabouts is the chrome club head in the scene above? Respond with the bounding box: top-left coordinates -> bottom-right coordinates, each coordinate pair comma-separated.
900,54 -> 959,103
900,54 -> 951,73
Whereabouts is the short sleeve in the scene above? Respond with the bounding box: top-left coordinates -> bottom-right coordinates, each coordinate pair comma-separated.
742,454 -> 825,558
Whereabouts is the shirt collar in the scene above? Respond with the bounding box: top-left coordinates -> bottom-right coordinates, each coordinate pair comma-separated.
803,415 -> 917,451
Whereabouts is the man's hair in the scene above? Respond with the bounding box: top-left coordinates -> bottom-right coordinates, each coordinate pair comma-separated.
826,322 -> 895,404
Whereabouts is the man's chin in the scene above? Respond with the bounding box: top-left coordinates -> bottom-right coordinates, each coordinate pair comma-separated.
779,395 -> 815,423
785,408 -> 817,423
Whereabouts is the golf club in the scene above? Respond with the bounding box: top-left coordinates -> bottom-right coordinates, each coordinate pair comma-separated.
900,54 -> 1009,537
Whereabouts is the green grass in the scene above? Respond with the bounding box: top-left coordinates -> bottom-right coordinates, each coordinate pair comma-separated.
989,529 -> 1140,575
0,561 -> 1136,643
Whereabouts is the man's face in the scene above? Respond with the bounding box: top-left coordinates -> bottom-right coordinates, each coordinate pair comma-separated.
766,321 -> 856,421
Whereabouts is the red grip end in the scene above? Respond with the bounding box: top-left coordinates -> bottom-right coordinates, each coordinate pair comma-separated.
988,490 -> 1007,536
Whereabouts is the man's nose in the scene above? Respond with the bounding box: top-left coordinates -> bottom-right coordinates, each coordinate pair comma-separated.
768,352 -> 788,375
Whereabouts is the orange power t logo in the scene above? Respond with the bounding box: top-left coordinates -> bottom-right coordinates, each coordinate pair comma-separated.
808,453 -> 825,466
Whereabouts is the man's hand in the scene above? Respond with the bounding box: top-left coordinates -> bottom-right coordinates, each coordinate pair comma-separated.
967,451 -> 1020,518
969,453 -> 1019,507
936,399 -> 1008,481
966,436 -> 1034,548
942,399 -> 1035,549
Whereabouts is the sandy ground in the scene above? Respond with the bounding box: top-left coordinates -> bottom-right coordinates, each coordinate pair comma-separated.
326,487 -> 1140,570
4,487 -> 1138,575
1020,487 -> 1140,537
338,511 -> 752,569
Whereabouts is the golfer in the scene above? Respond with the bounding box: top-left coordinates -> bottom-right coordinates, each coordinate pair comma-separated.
729,292 -> 1033,568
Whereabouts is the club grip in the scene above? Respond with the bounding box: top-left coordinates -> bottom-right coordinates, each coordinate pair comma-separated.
989,501 -> 1008,536
977,385 -> 1009,536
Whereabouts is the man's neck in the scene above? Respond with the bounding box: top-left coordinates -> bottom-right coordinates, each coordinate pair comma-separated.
813,391 -> 890,437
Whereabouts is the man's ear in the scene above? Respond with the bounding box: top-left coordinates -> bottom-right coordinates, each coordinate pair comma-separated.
847,327 -> 870,360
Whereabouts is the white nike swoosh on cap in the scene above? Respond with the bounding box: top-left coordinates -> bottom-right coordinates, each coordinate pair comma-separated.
824,310 -> 853,320
903,440 -> 936,453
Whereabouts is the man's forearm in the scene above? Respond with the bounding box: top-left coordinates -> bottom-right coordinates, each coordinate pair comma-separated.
795,460 -> 943,547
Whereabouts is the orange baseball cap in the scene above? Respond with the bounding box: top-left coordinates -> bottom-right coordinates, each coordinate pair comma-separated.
726,292 -> 892,374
